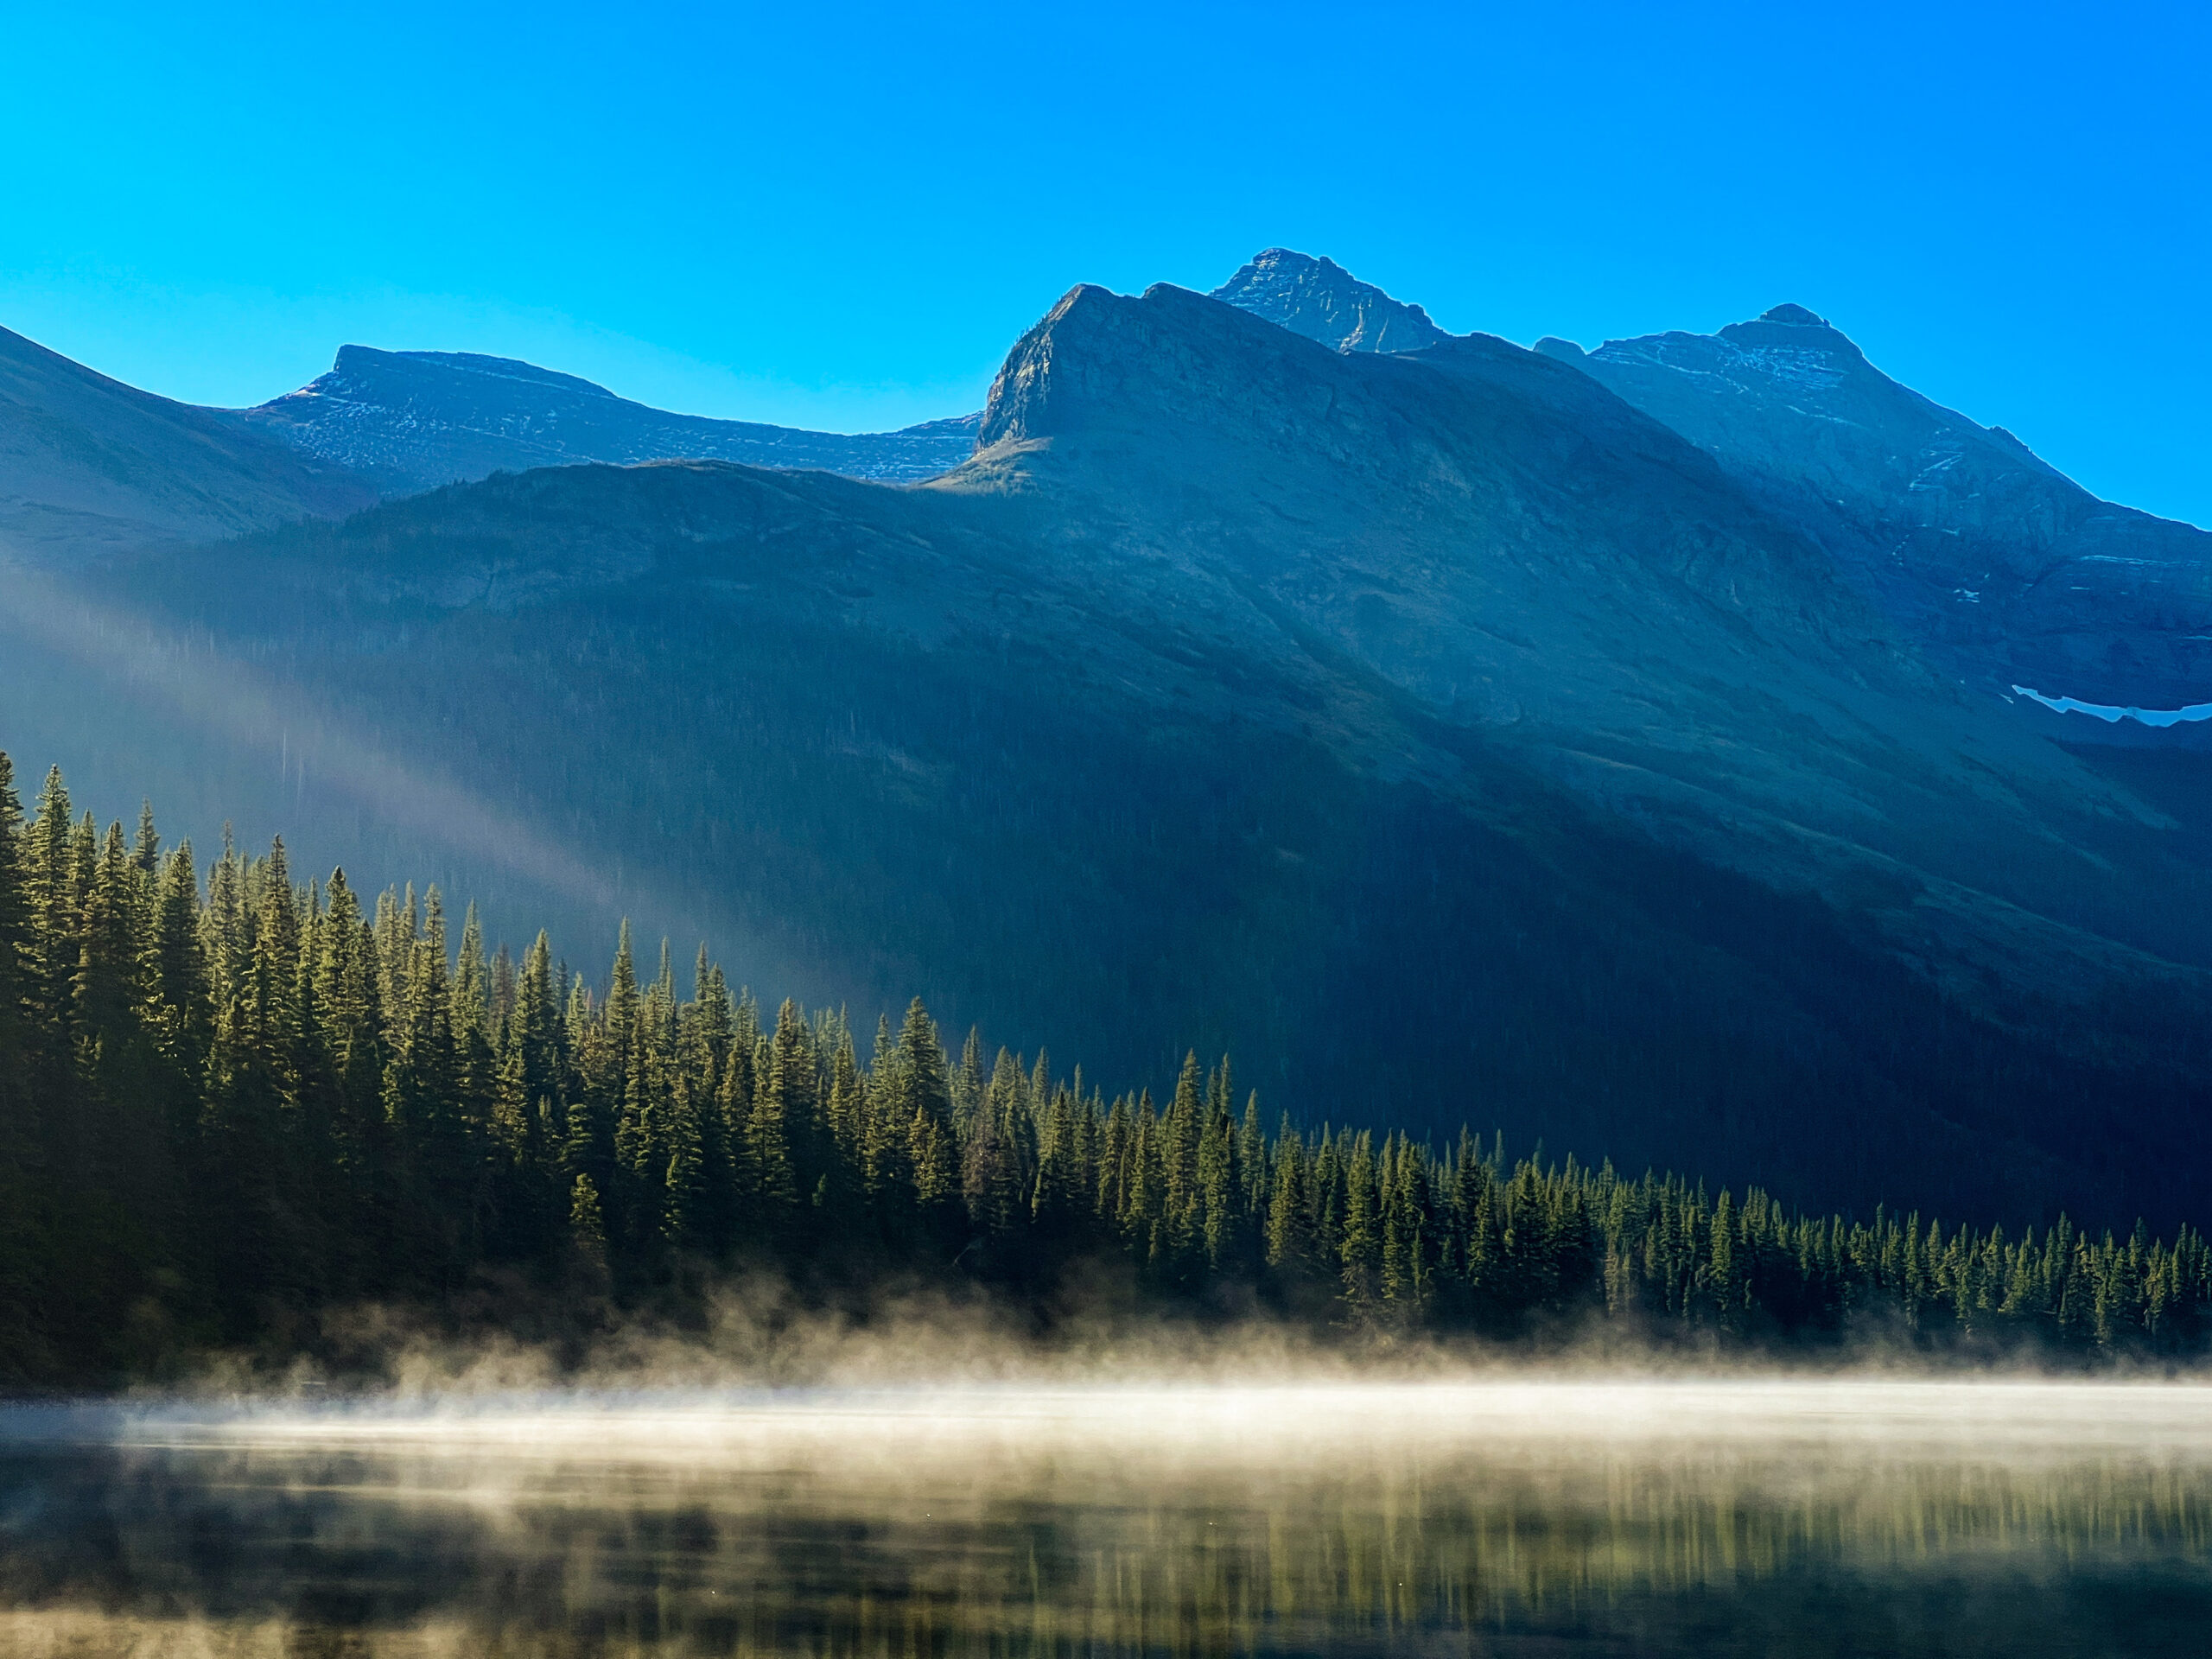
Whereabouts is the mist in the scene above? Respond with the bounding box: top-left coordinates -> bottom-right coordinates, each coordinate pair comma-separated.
7,1371 -> 2211,1656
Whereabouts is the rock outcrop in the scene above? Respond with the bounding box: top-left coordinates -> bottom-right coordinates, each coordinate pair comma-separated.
1211,248 -> 1450,353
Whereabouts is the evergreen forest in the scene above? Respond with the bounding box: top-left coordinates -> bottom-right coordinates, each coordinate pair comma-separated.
3,753 -> 2210,1389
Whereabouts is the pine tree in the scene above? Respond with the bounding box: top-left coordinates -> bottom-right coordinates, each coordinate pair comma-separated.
747,1000 -> 805,1224
569,1173 -> 607,1252
1340,1133 -> 1380,1312
1162,1051 -> 1204,1261
74,820 -> 148,1074
130,801 -> 159,877
1198,1090 -> 1236,1272
892,999 -> 958,1244
953,1026 -> 984,1133
22,767 -> 79,1046
0,754 -> 38,1374
1709,1188 -> 1743,1328
1266,1126 -> 1311,1275
663,1071 -> 709,1250
11,748 -> 2212,1380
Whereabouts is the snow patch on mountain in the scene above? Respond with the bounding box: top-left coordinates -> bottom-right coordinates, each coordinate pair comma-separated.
1588,336 -> 1847,396
2012,686 -> 2212,727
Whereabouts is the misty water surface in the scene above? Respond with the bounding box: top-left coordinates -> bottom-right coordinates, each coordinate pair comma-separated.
1,1380 -> 2206,1656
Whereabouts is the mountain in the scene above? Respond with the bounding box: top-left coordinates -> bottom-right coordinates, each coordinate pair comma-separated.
238,345 -> 982,494
0,321 -> 987,563
1208,251 -> 2212,743
970,287 -> 2212,991
1211,249 -> 1451,353
23,279 -> 2212,1233
0,323 -> 374,565
1535,309 -> 2212,727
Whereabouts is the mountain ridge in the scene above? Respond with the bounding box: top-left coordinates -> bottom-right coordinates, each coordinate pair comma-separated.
0,322 -> 376,564
239,344 -> 982,494
1533,304 -> 2212,716
349,346 -> 622,400
1206,243 -> 2212,735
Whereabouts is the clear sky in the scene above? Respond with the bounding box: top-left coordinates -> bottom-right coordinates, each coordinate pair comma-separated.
3,1 -> 2205,524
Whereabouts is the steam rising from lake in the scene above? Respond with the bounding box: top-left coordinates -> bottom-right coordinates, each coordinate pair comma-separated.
4,1380 -> 2211,1654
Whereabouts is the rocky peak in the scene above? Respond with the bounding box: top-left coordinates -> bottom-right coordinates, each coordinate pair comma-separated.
1713,305 -> 1865,363
976,280 -> 1376,453
317,346 -> 619,404
1211,248 -> 1451,354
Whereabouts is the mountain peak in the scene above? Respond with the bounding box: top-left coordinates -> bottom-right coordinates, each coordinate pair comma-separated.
979,282 -> 1293,449
328,344 -> 618,401
1712,304 -> 1864,359
1211,247 -> 1450,354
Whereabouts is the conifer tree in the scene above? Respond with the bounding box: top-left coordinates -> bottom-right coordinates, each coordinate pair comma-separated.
891,999 -> 958,1244
1267,1125 -> 1311,1275
131,801 -> 159,877
748,1000 -> 806,1221
1198,1095 -> 1236,1272
1340,1133 -> 1381,1311
1162,1051 -> 1204,1261
0,754 -> 36,1373
569,1173 -> 607,1252
22,766 -> 78,1046
664,1071 -> 709,1249
8,752 -> 2212,1382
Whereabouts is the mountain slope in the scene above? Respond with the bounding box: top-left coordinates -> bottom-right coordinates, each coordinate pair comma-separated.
963,285 -> 2212,981
238,346 -> 980,494
0,324 -> 375,564
1211,249 -> 1450,353
22,281 -> 2212,1232
1537,308 -> 2212,719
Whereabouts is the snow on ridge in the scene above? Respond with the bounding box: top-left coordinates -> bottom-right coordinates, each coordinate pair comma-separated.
1587,337 -> 1845,394
2012,686 -> 2212,728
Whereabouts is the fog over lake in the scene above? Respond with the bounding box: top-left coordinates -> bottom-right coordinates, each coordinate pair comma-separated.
3,1379 -> 2209,1656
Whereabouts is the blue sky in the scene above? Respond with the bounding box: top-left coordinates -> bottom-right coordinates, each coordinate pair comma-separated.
3,1 -> 2205,523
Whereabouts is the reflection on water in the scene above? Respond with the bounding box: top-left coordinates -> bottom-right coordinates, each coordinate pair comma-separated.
2,1382 -> 2209,1655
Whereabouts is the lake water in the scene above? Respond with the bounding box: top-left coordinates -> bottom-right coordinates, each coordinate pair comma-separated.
1,1380 -> 2207,1656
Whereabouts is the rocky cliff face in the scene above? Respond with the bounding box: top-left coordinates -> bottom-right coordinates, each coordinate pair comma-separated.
1211,248 -> 1450,353
239,346 -> 981,495
1538,308 -> 2212,719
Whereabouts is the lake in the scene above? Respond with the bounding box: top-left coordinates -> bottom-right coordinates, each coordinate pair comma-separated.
1,1380 -> 2206,1656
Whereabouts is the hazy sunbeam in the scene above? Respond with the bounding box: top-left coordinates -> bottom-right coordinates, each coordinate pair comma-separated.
0,551 -> 615,908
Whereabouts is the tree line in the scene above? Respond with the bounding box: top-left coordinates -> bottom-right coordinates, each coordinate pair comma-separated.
2,754 -> 2208,1386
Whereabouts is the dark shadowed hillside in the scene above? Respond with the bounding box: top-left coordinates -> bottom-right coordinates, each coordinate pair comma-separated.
22,282 -> 2212,1235
0,324 -> 375,565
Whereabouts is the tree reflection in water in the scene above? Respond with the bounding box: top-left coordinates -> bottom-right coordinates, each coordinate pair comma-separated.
2,1381 -> 2209,1656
